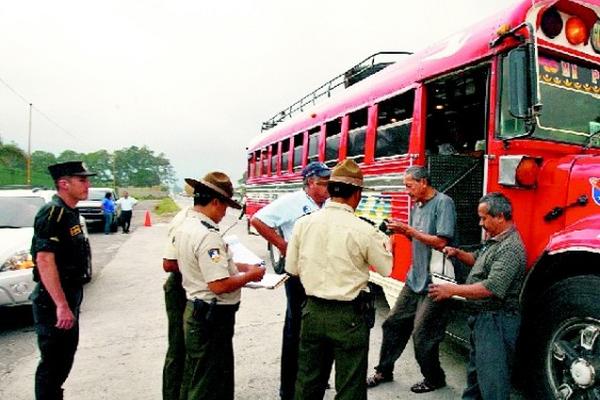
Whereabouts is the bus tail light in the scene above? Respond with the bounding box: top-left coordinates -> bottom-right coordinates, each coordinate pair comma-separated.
499,155 -> 542,188
541,7 -> 563,39
565,16 -> 589,45
537,3 -> 599,53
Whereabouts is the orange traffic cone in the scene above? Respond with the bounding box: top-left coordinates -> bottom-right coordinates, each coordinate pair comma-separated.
144,210 -> 152,227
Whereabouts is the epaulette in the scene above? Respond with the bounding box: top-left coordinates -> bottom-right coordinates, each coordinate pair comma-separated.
358,216 -> 376,226
200,220 -> 219,232
297,210 -> 314,220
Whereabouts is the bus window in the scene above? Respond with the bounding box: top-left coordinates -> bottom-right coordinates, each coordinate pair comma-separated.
254,150 -> 261,176
347,108 -> 368,163
281,139 -> 290,174
247,153 -> 252,179
293,132 -> 304,171
261,148 -> 268,176
375,90 -> 414,159
425,67 -> 488,156
307,126 -> 320,163
270,143 -> 278,175
325,118 -> 342,166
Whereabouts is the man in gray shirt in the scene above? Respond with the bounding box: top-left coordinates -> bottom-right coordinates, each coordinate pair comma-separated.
367,165 -> 456,394
429,192 -> 525,400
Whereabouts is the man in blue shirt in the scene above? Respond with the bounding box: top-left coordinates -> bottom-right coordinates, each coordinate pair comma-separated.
367,165 -> 456,394
251,161 -> 330,400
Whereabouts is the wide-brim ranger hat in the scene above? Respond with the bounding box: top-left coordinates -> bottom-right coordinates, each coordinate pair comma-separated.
48,161 -> 97,180
185,172 -> 242,209
329,159 -> 364,188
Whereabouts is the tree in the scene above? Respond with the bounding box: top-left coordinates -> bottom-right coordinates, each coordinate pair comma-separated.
82,150 -> 113,186
113,145 -> 175,187
30,150 -> 57,187
0,138 -> 26,169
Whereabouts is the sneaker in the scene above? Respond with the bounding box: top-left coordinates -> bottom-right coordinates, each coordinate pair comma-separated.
409,380 -> 446,393
366,371 -> 393,388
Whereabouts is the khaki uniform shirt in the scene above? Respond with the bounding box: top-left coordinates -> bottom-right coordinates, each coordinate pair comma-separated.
175,209 -> 240,305
162,206 -> 193,260
285,201 -> 393,301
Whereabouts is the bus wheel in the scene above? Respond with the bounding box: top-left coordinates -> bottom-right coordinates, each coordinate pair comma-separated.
528,275 -> 600,399
268,243 -> 285,274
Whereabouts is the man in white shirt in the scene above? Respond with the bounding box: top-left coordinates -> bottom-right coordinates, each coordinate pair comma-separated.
116,191 -> 137,233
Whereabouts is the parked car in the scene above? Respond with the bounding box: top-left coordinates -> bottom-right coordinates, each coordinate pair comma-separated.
0,189 -> 93,307
76,187 -> 120,232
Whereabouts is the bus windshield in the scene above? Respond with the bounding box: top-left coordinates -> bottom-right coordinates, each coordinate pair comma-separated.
500,54 -> 600,147
535,56 -> 600,147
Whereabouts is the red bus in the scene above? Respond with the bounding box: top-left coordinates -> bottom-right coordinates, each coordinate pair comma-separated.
245,0 -> 600,397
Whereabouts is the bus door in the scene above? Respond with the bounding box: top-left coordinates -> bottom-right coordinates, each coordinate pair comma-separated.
423,64 -> 490,285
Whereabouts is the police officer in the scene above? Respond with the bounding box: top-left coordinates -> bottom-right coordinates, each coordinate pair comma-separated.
286,159 -> 393,400
175,172 -> 266,400
30,161 -> 96,400
161,200 -> 194,400
250,161 -> 331,400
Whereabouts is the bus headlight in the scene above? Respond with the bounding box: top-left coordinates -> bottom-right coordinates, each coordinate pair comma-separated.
498,155 -> 541,188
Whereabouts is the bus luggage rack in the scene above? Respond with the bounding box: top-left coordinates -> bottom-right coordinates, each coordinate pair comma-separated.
261,51 -> 412,132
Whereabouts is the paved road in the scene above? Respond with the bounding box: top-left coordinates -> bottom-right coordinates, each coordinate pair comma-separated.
0,199 -> 527,399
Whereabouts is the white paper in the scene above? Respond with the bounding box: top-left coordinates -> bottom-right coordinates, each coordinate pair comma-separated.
245,273 -> 289,289
223,235 -> 264,265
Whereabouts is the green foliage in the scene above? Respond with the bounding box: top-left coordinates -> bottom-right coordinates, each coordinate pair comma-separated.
0,143 -> 176,188
154,197 -> 180,215
114,146 -> 175,187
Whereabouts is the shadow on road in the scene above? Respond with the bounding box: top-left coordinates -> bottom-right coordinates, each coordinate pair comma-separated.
0,306 -> 33,331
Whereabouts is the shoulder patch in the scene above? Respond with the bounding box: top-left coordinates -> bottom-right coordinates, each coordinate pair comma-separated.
70,224 -> 82,236
207,248 -> 221,263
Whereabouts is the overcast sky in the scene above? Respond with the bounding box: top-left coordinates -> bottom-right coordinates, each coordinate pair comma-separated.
0,0 -> 518,186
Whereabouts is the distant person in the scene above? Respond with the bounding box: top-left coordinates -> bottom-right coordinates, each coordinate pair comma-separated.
429,193 -> 525,400
161,201 -> 193,400
175,172 -> 266,400
116,191 -> 137,233
286,159 -> 393,400
367,165 -> 456,394
101,192 -> 115,235
30,161 -> 96,399
250,161 -> 331,400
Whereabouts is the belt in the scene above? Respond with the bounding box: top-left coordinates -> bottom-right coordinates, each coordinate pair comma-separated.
307,293 -> 370,306
187,299 -> 240,311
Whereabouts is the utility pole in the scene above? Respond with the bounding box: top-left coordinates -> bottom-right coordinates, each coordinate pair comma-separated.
26,103 -> 32,186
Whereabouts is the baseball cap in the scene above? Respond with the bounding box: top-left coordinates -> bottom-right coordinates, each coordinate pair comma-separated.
301,161 -> 331,179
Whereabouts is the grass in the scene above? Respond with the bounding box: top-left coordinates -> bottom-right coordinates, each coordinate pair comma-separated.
154,197 -> 180,215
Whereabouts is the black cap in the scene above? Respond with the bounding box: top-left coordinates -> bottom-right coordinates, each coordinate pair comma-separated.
48,161 -> 97,181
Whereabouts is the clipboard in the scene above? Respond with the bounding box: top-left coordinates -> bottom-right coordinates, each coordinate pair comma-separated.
245,273 -> 289,289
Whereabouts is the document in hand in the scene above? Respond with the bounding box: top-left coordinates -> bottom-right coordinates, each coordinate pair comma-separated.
223,235 -> 264,265
245,273 -> 289,289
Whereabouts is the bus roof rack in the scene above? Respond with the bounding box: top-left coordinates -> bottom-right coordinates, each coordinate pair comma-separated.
261,51 -> 412,132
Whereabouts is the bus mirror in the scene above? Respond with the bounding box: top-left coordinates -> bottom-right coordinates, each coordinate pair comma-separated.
508,47 -> 528,118
506,44 -> 541,138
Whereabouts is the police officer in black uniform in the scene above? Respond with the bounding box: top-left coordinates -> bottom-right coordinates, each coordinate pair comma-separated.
30,161 -> 96,400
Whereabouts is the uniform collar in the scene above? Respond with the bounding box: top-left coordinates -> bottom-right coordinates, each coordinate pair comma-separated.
53,194 -> 75,211
193,209 -> 220,231
324,201 -> 354,213
303,189 -> 320,209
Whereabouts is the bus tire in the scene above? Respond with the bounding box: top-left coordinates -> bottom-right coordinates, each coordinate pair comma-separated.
268,242 -> 285,274
526,275 -> 600,399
